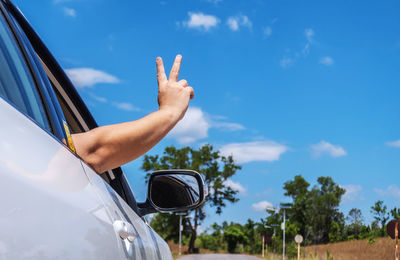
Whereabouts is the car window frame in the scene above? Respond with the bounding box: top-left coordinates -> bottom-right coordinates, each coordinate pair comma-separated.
2,0 -> 142,216
0,2 -> 67,142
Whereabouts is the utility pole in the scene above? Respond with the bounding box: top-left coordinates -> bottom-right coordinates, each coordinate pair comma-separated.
267,204 -> 291,260
176,212 -> 187,256
280,204 -> 291,260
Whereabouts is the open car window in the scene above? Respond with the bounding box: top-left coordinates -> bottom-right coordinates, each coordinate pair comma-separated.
44,58 -> 141,214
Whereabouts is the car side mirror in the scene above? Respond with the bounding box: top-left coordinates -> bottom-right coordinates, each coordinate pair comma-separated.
137,170 -> 206,216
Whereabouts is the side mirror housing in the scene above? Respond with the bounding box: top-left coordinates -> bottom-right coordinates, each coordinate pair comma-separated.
138,170 -> 205,216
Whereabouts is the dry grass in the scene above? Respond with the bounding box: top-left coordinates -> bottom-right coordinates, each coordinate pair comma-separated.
169,237 -> 396,260
303,237 -> 395,260
168,241 -> 226,259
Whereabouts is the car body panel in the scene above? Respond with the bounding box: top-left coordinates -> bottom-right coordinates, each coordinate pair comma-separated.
0,99 -> 124,259
81,163 -> 173,260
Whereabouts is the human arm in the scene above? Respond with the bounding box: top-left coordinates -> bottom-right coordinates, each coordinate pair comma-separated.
71,55 -> 194,173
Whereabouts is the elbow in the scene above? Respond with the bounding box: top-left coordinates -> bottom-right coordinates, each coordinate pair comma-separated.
81,153 -> 106,174
72,129 -> 109,173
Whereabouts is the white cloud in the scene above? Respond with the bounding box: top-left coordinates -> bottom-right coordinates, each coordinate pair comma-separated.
88,92 -> 140,112
88,93 -> 107,103
305,28 -> 315,43
226,15 -> 252,31
280,57 -> 294,68
302,43 -> 311,56
311,141 -> 347,158
169,107 -> 210,144
63,7 -> 76,17
374,185 -> 400,201
263,27 -> 272,37
184,12 -> 219,31
53,0 -> 74,3
205,0 -> 223,4
386,140 -> 400,148
223,179 -> 247,194
252,200 -> 273,212
65,68 -> 119,88
168,107 -> 244,144
279,28 -> 316,68
341,184 -> 364,203
212,122 -> 245,131
302,28 -> 315,56
227,18 -> 239,31
319,56 -> 334,66
220,141 -> 288,164
112,102 -> 140,112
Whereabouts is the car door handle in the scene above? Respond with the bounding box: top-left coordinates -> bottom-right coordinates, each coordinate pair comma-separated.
113,220 -> 136,242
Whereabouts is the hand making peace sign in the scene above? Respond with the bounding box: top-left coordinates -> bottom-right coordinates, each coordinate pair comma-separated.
156,55 -> 194,120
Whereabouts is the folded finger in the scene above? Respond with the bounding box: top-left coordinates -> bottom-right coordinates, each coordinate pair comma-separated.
186,86 -> 194,99
178,79 -> 188,87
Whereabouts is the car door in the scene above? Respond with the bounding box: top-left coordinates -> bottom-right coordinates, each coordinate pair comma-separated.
81,163 -> 170,259
0,5 -> 126,259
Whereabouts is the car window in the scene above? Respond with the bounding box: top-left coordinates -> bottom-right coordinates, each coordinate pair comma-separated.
4,2 -> 141,216
0,13 -> 50,131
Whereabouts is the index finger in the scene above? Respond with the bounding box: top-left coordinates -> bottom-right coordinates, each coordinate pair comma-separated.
156,57 -> 167,84
169,55 -> 182,82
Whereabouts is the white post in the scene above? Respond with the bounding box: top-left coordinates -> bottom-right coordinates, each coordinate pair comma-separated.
283,209 -> 286,260
297,242 -> 300,260
262,235 -> 265,257
179,214 -> 182,256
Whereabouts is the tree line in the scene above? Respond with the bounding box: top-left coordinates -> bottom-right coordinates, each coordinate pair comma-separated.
197,175 -> 398,256
143,144 -> 398,256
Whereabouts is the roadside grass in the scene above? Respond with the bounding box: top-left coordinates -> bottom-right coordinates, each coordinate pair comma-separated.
171,236 -> 394,259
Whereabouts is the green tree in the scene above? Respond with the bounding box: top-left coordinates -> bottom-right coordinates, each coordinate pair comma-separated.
282,175 -> 345,244
198,223 -> 226,252
346,208 -> 364,239
370,200 -> 389,236
243,219 -> 260,254
143,144 -> 241,253
224,223 -> 247,253
329,220 -> 344,242
150,212 -> 189,243
306,176 -> 345,244
391,207 -> 400,219
283,175 -> 310,239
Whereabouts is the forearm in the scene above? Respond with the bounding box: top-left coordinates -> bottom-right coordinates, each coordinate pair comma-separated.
72,55 -> 193,174
72,109 -> 180,173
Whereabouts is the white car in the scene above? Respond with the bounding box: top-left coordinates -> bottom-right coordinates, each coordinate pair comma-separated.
0,0 -> 205,259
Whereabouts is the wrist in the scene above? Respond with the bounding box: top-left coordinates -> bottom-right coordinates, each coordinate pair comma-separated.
158,106 -> 182,124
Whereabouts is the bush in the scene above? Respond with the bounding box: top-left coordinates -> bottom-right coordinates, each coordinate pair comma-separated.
286,242 -> 299,258
198,235 -> 220,252
347,235 -> 355,241
224,225 -> 246,253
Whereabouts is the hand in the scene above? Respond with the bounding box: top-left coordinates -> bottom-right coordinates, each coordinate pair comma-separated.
156,55 -> 194,120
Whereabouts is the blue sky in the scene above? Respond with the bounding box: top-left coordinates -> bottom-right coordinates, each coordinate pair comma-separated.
14,0 -> 400,230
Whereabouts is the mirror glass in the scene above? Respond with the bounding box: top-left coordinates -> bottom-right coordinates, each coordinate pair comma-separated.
150,174 -> 200,209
